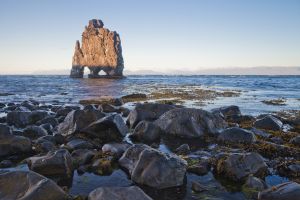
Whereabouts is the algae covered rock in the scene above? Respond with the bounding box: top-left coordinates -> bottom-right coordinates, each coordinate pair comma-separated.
216,152 -> 268,181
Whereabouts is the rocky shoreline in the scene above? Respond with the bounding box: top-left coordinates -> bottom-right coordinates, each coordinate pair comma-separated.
0,96 -> 299,200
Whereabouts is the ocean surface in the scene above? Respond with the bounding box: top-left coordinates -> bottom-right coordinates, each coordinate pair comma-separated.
0,75 -> 299,115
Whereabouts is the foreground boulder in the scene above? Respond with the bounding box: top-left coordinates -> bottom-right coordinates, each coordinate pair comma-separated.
82,114 -> 128,142
130,121 -> 163,144
88,186 -> 152,200
258,182 -> 300,200
27,149 -> 73,178
23,125 -> 48,139
119,144 -> 187,189
155,108 -> 227,138
217,127 -> 256,145
7,111 -> 49,128
254,115 -> 283,131
0,124 -> 31,157
0,171 -> 69,200
57,109 -> 105,135
127,103 -> 176,128
6,111 -> 30,127
212,105 -> 241,120
216,152 -> 268,181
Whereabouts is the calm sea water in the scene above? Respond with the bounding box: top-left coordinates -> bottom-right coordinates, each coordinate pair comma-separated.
0,75 -> 299,115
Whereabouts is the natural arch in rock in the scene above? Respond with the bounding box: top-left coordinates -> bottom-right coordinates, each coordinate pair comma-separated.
70,19 -> 124,79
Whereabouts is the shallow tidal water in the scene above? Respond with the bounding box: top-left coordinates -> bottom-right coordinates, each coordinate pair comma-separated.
0,75 -> 299,115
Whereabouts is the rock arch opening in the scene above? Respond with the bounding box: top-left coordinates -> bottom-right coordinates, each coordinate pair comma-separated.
70,19 -> 124,79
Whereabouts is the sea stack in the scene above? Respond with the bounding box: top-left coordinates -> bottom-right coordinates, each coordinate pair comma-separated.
70,19 -> 124,78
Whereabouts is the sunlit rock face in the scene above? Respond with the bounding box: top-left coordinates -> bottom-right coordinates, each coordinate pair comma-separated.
70,19 -> 124,78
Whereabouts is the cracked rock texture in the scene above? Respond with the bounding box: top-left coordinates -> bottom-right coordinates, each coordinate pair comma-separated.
70,19 -> 124,78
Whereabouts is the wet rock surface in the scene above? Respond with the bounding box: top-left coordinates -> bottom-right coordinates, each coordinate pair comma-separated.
218,127 -> 256,145
0,99 -> 299,200
127,103 -> 176,128
0,171 -> 69,200
130,120 -> 163,144
258,181 -> 300,200
27,149 -> 73,178
254,115 -> 283,131
119,144 -> 187,189
88,186 -> 152,200
0,124 -> 31,157
82,114 -> 128,142
216,152 -> 268,181
155,108 -> 227,138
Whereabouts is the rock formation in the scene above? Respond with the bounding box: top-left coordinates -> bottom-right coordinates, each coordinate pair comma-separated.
70,19 -> 124,78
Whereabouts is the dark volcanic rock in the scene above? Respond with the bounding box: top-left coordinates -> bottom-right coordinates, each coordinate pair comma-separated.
7,111 -> 48,128
36,116 -> 59,127
20,101 -> 37,111
82,114 -> 128,142
244,175 -> 267,191
35,141 -> 56,153
216,152 -> 268,181
127,103 -> 176,128
217,127 -> 256,145
0,103 -> 5,108
175,144 -> 191,155
40,123 -> 54,135
155,108 -> 227,138
187,159 -> 210,176
66,138 -> 94,150
254,115 -> 283,131
119,144 -> 187,189
251,128 -> 272,139
7,111 -> 31,127
102,142 -> 131,158
130,121 -> 163,144
28,111 -> 49,124
212,105 -> 241,120
0,124 -> 31,157
99,103 -> 119,113
258,182 -> 300,200
0,160 -> 13,168
27,149 -> 73,178
23,125 -> 48,139
0,116 -> 6,123
242,175 -> 267,199
290,136 -> 300,147
0,171 -> 69,200
71,149 -> 95,167
55,106 -> 74,117
88,186 -> 152,200
57,109 -> 105,136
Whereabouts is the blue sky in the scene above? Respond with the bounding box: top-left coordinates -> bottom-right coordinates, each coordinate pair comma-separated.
0,0 -> 299,74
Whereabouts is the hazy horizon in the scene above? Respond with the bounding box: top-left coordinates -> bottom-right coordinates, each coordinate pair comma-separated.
0,66 -> 298,76
0,0 -> 300,74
